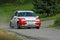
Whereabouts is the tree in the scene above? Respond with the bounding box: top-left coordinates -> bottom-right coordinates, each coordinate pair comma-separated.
33,0 -> 60,17
0,0 -> 33,4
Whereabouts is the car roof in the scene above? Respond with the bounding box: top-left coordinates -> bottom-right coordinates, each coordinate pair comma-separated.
17,11 -> 34,13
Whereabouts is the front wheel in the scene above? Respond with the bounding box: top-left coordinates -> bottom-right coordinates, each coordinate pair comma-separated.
9,22 -> 14,28
36,27 -> 40,29
17,22 -> 21,29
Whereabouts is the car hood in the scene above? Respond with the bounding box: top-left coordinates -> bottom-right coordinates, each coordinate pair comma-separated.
18,17 -> 37,20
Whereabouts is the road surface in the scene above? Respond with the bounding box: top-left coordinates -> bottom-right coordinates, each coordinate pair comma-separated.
0,20 -> 60,40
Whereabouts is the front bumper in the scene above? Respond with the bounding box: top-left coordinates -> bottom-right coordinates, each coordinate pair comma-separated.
20,22 -> 41,28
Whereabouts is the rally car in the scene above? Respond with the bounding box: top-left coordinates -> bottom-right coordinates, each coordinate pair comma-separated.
10,11 -> 41,29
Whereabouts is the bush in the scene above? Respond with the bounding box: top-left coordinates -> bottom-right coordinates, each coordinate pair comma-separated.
33,0 -> 60,17
36,13 -> 47,18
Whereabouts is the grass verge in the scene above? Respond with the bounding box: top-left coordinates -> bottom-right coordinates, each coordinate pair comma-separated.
45,25 -> 60,29
0,29 -> 22,40
41,14 -> 60,21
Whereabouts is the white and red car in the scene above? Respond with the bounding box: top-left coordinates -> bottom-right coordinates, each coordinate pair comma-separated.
10,11 -> 41,29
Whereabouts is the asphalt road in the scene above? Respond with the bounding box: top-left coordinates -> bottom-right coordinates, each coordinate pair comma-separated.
0,20 -> 60,40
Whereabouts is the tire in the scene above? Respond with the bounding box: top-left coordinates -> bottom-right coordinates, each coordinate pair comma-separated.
17,22 -> 21,29
28,27 -> 31,29
36,27 -> 40,29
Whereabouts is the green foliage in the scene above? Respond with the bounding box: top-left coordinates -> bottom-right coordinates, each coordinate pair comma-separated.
0,0 -> 33,4
54,16 -> 60,27
33,0 -> 60,17
39,14 -> 47,18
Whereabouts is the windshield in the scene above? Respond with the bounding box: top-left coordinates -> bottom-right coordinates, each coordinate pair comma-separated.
18,12 -> 35,16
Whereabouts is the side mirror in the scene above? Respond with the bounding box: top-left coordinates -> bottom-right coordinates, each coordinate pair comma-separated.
36,16 -> 39,18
